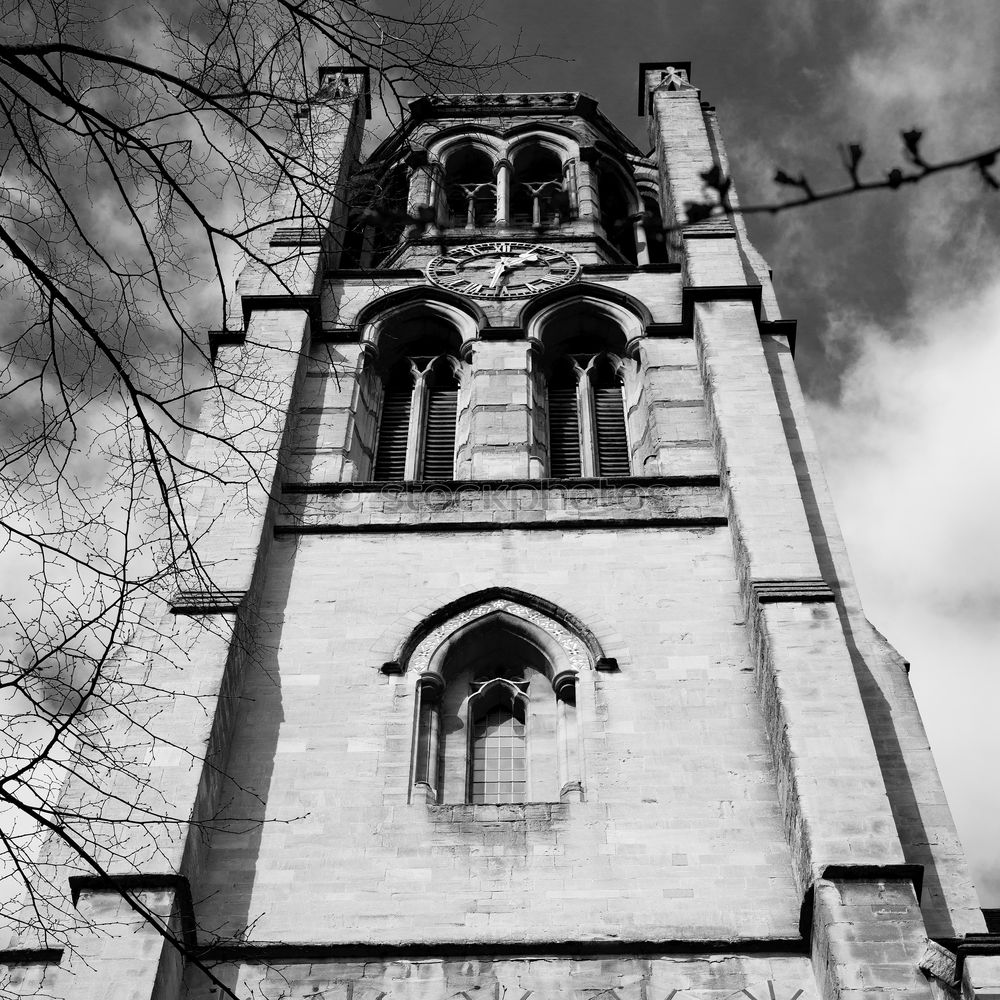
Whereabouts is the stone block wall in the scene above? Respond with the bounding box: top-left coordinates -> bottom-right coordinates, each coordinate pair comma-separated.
191,527 -> 801,945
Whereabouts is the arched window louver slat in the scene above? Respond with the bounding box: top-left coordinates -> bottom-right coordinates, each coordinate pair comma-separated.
373,375 -> 412,480
421,386 -> 458,479
548,374 -> 581,478
593,384 -> 629,476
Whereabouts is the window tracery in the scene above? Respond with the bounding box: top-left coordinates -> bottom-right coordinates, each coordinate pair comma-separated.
598,166 -> 638,264
510,146 -> 567,229
373,353 -> 460,480
532,302 -> 636,479
407,601 -> 588,807
443,146 -> 497,229
641,194 -> 669,264
361,309 -> 468,482
340,163 -> 409,268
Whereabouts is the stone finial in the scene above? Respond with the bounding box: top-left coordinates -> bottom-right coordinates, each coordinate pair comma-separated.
637,61 -> 695,115
656,66 -> 694,91
315,66 -> 372,118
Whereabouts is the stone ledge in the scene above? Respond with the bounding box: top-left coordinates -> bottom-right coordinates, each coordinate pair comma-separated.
200,938 -> 809,962
428,802 -> 569,823
68,872 -> 196,949
285,474 -> 721,493
277,477 -> 725,533
276,515 -> 726,536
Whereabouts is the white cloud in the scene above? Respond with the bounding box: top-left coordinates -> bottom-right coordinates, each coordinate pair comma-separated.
809,278 -> 1000,903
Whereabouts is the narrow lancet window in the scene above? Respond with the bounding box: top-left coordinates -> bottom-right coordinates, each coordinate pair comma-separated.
373,362 -> 414,480
421,360 -> 458,479
590,358 -> 629,477
548,361 -> 582,478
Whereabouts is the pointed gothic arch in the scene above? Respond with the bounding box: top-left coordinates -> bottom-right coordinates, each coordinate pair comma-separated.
355,296 -> 477,480
524,294 -> 644,478
395,586 -> 607,668
402,590 -> 607,807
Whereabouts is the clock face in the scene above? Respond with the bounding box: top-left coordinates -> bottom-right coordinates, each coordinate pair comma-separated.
426,242 -> 581,299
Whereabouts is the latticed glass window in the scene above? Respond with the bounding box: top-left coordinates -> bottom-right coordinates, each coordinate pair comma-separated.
470,705 -> 526,805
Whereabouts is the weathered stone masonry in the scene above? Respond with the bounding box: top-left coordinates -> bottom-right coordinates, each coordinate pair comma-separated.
7,61 -> 998,1000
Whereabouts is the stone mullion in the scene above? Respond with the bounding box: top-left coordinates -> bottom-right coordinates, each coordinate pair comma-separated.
494,159 -> 511,226
405,362 -> 428,481
576,147 -> 601,221
577,364 -> 597,478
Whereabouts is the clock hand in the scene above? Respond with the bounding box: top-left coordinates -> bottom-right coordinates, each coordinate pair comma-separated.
489,258 -> 512,287
511,251 -> 542,267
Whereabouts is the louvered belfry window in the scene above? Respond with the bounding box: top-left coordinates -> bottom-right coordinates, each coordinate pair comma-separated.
373,354 -> 459,481
548,363 -> 581,478
373,362 -> 413,480
546,352 -> 630,478
591,358 -> 630,477
421,361 -> 458,479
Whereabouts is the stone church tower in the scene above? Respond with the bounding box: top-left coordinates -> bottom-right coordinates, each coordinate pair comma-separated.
10,63 -> 1000,1000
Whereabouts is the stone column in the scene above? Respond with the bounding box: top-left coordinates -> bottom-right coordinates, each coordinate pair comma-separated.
412,673 -> 445,804
462,341 -> 534,479
405,148 -> 433,216
576,146 -> 601,221
494,158 -> 511,226
553,670 -> 583,802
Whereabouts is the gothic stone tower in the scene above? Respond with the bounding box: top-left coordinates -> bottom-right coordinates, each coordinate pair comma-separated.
14,63 -> 1000,1000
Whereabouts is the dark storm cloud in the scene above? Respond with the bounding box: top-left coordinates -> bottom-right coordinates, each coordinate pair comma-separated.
452,0 -> 1000,905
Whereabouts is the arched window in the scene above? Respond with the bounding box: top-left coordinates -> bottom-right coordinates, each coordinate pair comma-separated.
340,164 -> 408,268
372,361 -> 414,479
469,682 -> 527,804
511,146 -> 565,229
444,147 -> 496,229
420,358 -> 459,479
409,605 -> 585,806
641,195 -> 669,264
370,317 -> 462,481
590,356 -> 630,476
541,308 -> 631,479
547,359 -> 582,478
598,168 -> 638,265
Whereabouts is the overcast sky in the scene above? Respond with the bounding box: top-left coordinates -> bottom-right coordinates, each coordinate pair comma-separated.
415,0 -> 1000,904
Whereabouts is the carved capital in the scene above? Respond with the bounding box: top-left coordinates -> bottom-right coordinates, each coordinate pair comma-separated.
416,671 -> 446,701
654,65 -> 695,93
552,669 -> 578,702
